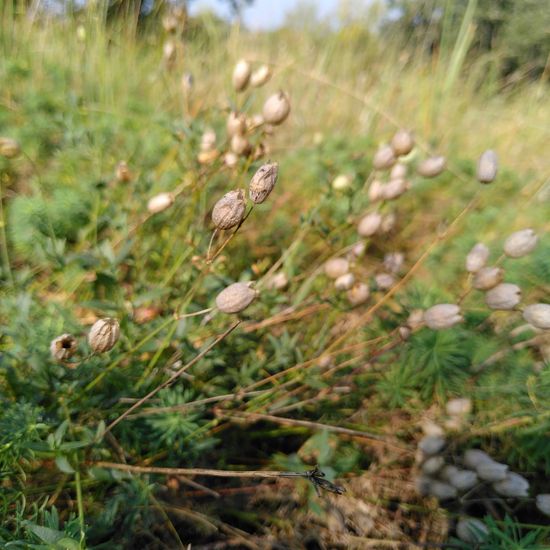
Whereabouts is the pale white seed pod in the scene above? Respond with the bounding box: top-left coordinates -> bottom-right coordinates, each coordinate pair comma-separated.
380,212 -> 397,233
523,303 -> 550,330
476,461 -> 509,482
421,456 -> 445,475
463,449 -> 493,469
147,192 -> 174,214
466,243 -> 490,273
266,272 -> 288,291
351,240 -> 366,257
493,472 -> 529,497
88,318 -> 120,353
503,229 -> 538,258
421,419 -> 444,437
429,480 -> 457,500
446,398 -> 472,417
424,304 -> 463,330
399,326 -> 411,340
390,162 -> 408,180
381,178 -> 408,200
200,128 -> 217,152
357,212 -> 382,237
335,273 -> 355,291
407,309 -> 425,330
417,156 -> 446,178
472,266 -> 504,290
115,161 -> 132,183
250,64 -> 271,87
368,179 -> 385,202
485,283 -> 521,310
224,152 -> 239,168
372,145 -> 396,170
227,111 -> 247,137
536,494 -> 550,516
212,189 -> 246,230
477,149 -> 498,183
332,174 -> 352,191
216,282 -> 257,314
247,113 -> 264,131
198,149 -> 219,165
391,129 -> 415,156
249,162 -> 278,204
231,134 -> 251,156
442,467 -> 478,491
262,91 -> 291,125
456,518 -> 488,544
0,137 -> 21,158
163,40 -> 177,65
347,283 -> 370,306
418,435 -> 445,455
50,334 -> 78,362
232,59 -> 251,92
383,252 -> 405,274
324,258 -> 350,279
375,273 -> 395,290
440,465 -> 459,480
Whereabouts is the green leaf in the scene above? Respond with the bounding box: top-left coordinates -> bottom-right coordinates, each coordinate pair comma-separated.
55,455 -> 75,474
25,523 -> 65,544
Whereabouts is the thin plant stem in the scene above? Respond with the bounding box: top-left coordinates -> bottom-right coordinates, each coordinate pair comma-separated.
75,468 -> 85,547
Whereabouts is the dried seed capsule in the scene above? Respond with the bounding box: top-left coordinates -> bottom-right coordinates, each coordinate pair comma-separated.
375,273 -> 395,290
421,456 -> 445,475
463,449 -> 493,469
332,174 -> 352,191
391,129 -> 415,156
424,304 -> 463,330
399,326 -> 411,340
346,282 -> 370,306
503,228 -> 538,258
147,192 -> 174,214
476,461 -> 508,482
417,156 -> 446,178
485,283 -> 521,310
372,145 -> 396,170
249,162 -> 278,204
442,467 -> 478,491
523,303 -> 550,330
115,161 -> 132,183
230,134 -> 251,156
247,113 -> 264,131
324,258 -> 349,279
368,179 -> 385,202
383,252 -> 405,274
381,178 -> 408,200
88,318 -> 120,353
224,152 -> 239,168
357,212 -> 382,237
421,420 -> 444,437
216,282 -> 257,313
536,494 -> 550,516
351,240 -> 366,257
163,40 -> 177,65
418,435 -> 445,455
472,266 -> 504,290
0,137 -> 21,158
266,272 -> 288,290
227,111 -> 247,137
493,473 -> 529,497
477,149 -> 498,183
198,149 -> 219,165
429,480 -> 457,500
466,243 -> 489,273
380,212 -> 397,233
262,91 -> 291,125
390,162 -> 408,180
232,59 -> 251,92
200,128 -> 216,152
335,273 -> 355,291
212,189 -> 246,230
407,309 -> 424,330
456,518 -> 488,544
250,64 -> 271,87
446,398 -> 472,417
50,334 -> 78,362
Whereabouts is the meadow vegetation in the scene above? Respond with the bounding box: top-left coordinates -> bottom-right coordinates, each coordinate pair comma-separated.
1,1 -> 549,548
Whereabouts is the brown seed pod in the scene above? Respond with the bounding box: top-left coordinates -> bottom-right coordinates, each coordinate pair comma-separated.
232,59 -> 251,92
227,111 -> 247,137
88,318 -> 120,353
417,156 -> 446,178
212,189 -> 246,230
477,150 -> 498,183
50,333 -> 78,362
115,161 -> 132,183
216,282 -> 257,313
472,266 -> 504,290
262,91 -> 291,125
391,129 -> 415,156
249,162 -> 278,204
372,145 -> 396,170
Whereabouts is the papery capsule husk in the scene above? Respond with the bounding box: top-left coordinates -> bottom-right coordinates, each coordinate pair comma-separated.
147,192 -> 174,214
477,149 -> 498,183
466,243 -> 489,273
324,258 -> 349,279
335,273 -> 355,291
373,145 -> 396,170
262,91 -> 291,125
472,266 -> 503,290
357,212 -> 382,237
418,435 -> 445,455
417,156 -> 446,178
50,333 -> 78,363
390,162 -> 408,180
456,518 -> 488,544
391,129 -> 415,156
249,162 -> 278,204
232,59 -> 251,92
250,64 -> 271,87
227,111 -> 247,137
212,189 -> 246,230
424,304 -> 463,330
485,283 -> 521,310
216,282 -> 257,313
523,303 -> 550,330
503,228 -> 538,258
0,137 -> 21,158
346,283 -> 369,306
536,494 -> 550,516
492,472 -> 529,497
231,134 -> 251,156
88,318 -> 120,353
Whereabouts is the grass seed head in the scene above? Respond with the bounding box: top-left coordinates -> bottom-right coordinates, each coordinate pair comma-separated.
485,283 -> 521,310
477,149 -> 498,183
391,129 -> 415,156
250,64 -> 271,87
424,304 -> 463,330
249,162 -> 278,203
147,192 -> 174,214
466,242 -> 489,272
232,59 -> 251,91
523,303 -> 550,330
417,155 -> 446,178
472,266 -> 504,290
50,333 -> 78,362
212,189 -> 246,230
88,318 -> 120,353
262,91 -> 291,125
216,282 -> 257,313
503,228 -> 538,258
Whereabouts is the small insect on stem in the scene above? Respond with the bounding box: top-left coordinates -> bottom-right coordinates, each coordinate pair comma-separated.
280,465 -> 346,496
